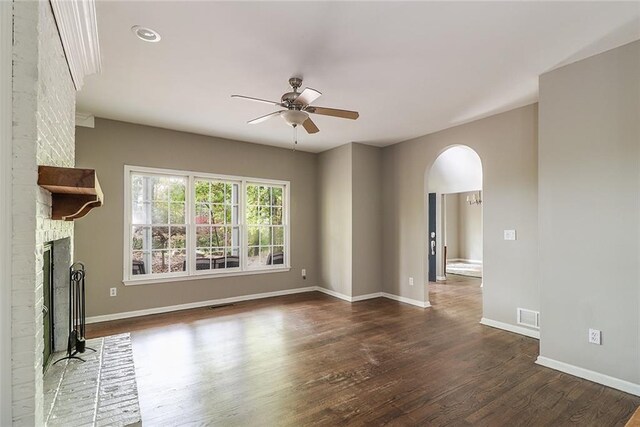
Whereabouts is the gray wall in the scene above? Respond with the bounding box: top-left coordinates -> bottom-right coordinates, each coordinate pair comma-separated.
444,194 -> 460,259
458,192 -> 483,262
538,40 -> 640,383
75,119 -> 318,317
352,143 -> 383,297
382,104 -> 539,326
317,143 -> 353,297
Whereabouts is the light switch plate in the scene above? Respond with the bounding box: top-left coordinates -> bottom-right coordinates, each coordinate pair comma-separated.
504,230 -> 517,241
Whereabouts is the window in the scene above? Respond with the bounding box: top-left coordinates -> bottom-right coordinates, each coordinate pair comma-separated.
124,166 -> 289,284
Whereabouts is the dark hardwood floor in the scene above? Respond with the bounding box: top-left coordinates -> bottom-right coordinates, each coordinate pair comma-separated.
87,276 -> 640,426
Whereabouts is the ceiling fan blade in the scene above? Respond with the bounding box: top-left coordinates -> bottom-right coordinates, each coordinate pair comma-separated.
296,87 -> 322,106
231,95 -> 283,107
307,106 -> 359,120
247,111 -> 283,124
302,117 -> 320,134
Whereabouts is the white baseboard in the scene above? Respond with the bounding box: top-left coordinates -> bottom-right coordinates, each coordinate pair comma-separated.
88,286 -> 432,324
480,317 -> 540,339
352,292 -> 383,302
315,287 -> 353,302
436,275 -> 447,281
448,258 -> 482,264
86,286 -> 317,324
381,292 -> 431,308
536,356 -> 640,396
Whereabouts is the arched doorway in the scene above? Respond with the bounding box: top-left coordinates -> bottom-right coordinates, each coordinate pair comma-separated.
426,145 -> 483,283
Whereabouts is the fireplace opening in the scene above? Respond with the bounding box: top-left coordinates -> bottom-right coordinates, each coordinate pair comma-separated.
43,243 -> 54,369
43,237 -> 72,371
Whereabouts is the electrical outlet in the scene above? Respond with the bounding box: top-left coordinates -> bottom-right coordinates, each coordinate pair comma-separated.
110,287 -> 117,297
409,277 -> 414,286
589,328 -> 601,345
301,269 -> 306,279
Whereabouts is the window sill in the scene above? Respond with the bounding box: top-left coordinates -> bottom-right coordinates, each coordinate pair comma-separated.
123,267 -> 291,286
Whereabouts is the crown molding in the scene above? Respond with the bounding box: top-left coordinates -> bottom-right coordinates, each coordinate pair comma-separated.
50,0 -> 102,90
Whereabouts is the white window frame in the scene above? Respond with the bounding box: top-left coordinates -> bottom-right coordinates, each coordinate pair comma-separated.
123,165 -> 290,285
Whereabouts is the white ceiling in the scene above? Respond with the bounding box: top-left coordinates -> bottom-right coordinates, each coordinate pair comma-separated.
77,1 -> 640,153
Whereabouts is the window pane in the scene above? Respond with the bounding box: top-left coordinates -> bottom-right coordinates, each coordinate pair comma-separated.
258,206 -> 270,225
170,226 -> 186,249
152,227 -> 169,249
273,226 -> 284,246
211,182 -> 225,203
246,185 -> 259,205
259,186 -> 271,205
211,248 -> 225,269
170,202 -> 185,224
247,226 -> 259,246
259,247 -> 271,266
272,187 -> 283,206
131,251 -> 147,275
152,250 -> 170,274
152,202 -> 168,224
259,227 -> 271,246
170,250 -> 186,272
132,202 -> 147,224
211,226 -> 225,247
247,246 -> 260,267
195,204 -> 211,224
132,226 -> 145,250
246,206 -> 259,225
271,247 -> 284,265
226,248 -> 240,268
212,204 -> 225,224
131,175 -> 144,202
152,179 -> 169,201
194,255 -> 211,271
196,226 -> 211,248
169,180 -> 186,202
195,180 -> 210,203
272,207 -> 283,225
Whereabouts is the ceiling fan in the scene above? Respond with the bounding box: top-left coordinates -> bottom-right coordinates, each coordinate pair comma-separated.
231,77 -> 359,136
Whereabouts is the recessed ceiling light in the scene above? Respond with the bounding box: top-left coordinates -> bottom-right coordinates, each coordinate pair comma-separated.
131,25 -> 161,43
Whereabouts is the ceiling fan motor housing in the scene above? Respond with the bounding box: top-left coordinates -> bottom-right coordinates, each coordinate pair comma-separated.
281,91 -> 301,105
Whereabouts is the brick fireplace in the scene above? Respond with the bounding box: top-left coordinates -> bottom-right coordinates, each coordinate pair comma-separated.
11,1 -> 76,424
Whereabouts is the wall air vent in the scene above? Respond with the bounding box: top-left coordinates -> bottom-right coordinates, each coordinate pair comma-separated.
517,308 -> 540,329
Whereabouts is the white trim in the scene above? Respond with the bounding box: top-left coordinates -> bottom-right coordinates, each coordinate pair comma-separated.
536,356 -> 640,397
314,288 -> 383,303
124,267 -> 291,286
381,292 -> 432,308
0,0 -> 12,422
480,317 -> 540,339
315,287 -> 353,302
87,286 -> 317,324
447,258 -> 483,265
50,0 -> 101,90
352,292 -> 383,302
75,112 -> 95,128
88,287 -> 432,323
436,275 -> 447,281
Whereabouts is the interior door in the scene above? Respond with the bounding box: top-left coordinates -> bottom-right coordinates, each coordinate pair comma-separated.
43,243 -> 53,370
428,193 -> 437,282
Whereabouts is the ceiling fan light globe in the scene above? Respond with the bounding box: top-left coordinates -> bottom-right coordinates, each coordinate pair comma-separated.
282,110 -> 309,126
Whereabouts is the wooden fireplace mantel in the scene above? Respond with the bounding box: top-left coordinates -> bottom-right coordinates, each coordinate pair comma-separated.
37,166 -> 104,221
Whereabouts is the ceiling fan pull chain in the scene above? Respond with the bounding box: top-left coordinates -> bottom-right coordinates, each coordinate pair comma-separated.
292,125 -> 298,151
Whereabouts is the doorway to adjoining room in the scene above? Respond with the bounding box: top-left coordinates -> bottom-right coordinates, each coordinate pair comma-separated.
427,145 -> 482,283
